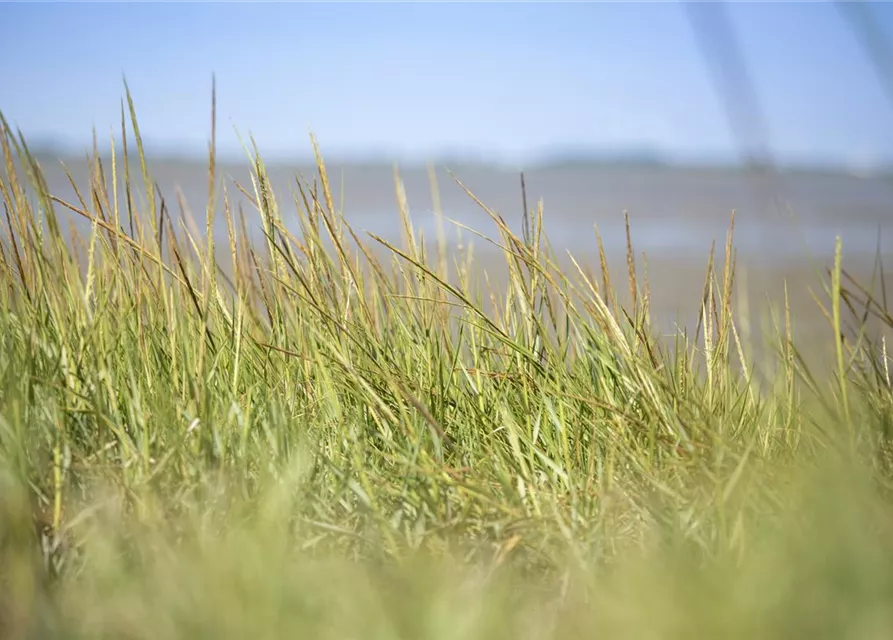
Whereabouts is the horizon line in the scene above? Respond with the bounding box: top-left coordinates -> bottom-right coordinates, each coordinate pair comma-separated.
24,140 -> 893,177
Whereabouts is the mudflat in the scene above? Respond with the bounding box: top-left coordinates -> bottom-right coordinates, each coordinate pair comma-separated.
32,154 -> 893,355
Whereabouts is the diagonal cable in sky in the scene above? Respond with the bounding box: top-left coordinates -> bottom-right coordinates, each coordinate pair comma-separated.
685,1 -> 775,170
838,1 -> 893,119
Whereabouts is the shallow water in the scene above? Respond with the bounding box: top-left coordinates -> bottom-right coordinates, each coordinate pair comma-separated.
32,157 -> 893,262
13,155 -> 893,366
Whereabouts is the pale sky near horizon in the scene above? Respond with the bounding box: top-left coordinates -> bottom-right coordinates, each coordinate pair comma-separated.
2,2 -> 893,166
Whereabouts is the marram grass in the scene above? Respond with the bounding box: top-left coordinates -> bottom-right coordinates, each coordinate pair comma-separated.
2,90 -> 893,638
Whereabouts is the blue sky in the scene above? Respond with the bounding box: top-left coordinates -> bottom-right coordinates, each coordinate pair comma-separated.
2,2 -> 893,166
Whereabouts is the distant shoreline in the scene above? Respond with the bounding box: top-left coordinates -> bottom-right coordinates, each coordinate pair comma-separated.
26,146 -> 893,180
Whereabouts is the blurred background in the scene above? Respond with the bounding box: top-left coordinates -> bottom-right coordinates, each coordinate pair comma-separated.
2,1 -> 893,338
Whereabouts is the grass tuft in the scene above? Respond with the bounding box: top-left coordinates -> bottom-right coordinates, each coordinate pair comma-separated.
1,91 -> 893,638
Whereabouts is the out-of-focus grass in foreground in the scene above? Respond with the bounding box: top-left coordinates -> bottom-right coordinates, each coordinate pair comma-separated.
2,89 -> 893,639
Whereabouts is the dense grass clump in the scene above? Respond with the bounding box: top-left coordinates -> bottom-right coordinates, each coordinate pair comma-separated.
2,91 -> 893,638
